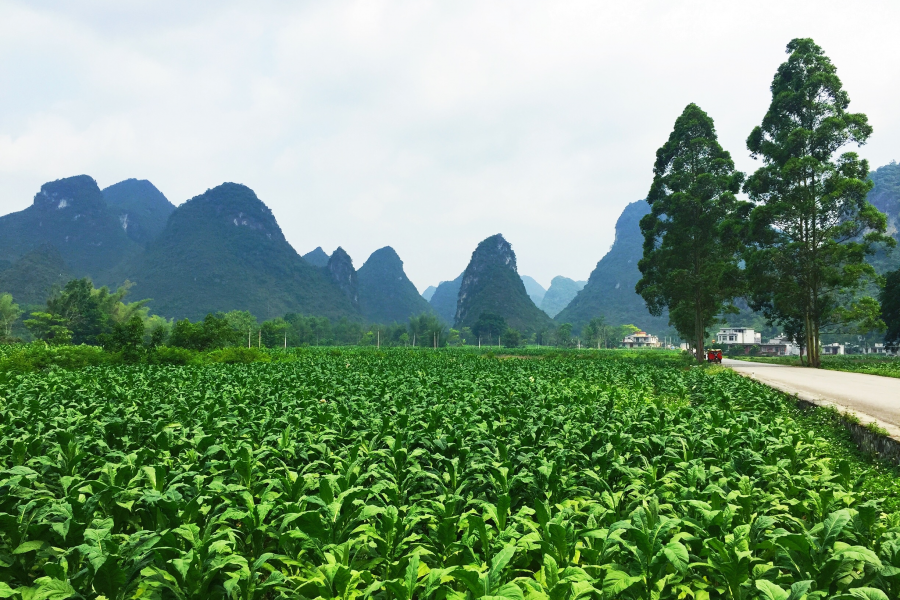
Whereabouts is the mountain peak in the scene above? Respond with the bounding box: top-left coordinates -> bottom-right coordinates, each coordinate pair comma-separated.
358,246 -> 431,323
455,234 -> 551,333
327,247 -> 359,308
555,200 -> 669,334
302,246 -> 330,267
102,178 -> 175,245
32,175 -> 105,212
119,183 -> 359,320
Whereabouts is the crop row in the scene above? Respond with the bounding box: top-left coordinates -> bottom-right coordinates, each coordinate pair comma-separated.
0,349 -> 898,599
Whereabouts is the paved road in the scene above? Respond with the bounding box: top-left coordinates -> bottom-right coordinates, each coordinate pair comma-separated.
723,358 -> 900,438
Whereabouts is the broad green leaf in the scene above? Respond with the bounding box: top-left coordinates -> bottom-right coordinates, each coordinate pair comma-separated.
13,541 -> 46,554
663,541 -> 689,574
755,580 -> 789,600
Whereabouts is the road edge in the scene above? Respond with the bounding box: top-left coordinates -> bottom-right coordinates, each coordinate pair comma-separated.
729,368 -> 900,466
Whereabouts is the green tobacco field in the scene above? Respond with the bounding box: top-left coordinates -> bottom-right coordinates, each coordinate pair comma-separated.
2,349 -> 900,599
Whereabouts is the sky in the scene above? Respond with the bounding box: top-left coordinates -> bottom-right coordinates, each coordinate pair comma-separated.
1,1 -> 898,292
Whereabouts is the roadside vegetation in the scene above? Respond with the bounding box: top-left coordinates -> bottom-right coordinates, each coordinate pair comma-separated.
729,354 -> 900,379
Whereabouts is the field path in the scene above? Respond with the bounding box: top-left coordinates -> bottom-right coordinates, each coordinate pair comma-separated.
723,358 -> 900,439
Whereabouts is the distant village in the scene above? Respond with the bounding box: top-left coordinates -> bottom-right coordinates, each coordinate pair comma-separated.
622,326 -> 891,356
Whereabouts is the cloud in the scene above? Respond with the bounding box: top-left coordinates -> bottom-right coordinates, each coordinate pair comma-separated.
0,0 -> 898,290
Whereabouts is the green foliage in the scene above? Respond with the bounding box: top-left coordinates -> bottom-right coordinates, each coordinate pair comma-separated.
169,313 -> 242,351
744,38 -> 894,368
638,103 -> 749,362
555,322 -> 573,347
101,314 -> 146,363
882,269 -> 900,351
501,327 -> 522,348
206,346 -> 271,364
409,312 -> 446,347
472,312 -> 507,344
0,349 -> 899,597
0,342 -> 108,373
0,294 -> 22,338
145,345 -> 199,366
23,278 -> 148,346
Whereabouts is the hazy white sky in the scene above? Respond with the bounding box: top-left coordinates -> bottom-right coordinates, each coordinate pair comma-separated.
1,1 -> 898,291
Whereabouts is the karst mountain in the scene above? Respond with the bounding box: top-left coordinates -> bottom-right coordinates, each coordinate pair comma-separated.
358,246 -> 432,323
454,234 -> 552,333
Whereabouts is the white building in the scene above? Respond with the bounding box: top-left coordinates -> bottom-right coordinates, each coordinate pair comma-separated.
760,335 -> 801,356
716,327 -> 762,345
822,343 -> 845,355
623,331 -> 660,348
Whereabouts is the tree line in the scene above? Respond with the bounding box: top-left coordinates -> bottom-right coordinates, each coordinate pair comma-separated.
637,38 -> 899,367
0,279 -> 648,357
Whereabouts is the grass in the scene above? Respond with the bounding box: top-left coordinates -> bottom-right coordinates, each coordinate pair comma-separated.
729,353 -> 900,378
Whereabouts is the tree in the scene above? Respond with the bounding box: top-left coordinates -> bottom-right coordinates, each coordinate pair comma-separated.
409,313 -> 446,347
23,312 -> 72,344
0,293 -> 22,337
102,314 -> 146,362
636,103 -> 748,363
582,317 -> 606,349
882,269 -> 900,351
40,278 -> 106,344
471,313 -> 507,346
169,313 -> 240,351
260,318 -> 288,348
502,328 -> 522,348
555,323 -> 573,347
744,38 -> 893,367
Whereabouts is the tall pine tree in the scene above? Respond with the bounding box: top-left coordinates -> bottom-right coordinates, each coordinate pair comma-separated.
637,104 -> 748,362
744,38 -> 892,367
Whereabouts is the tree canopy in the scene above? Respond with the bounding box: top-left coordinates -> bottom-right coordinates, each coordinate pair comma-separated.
637,103 -> 748,362
744,38 -> 892,367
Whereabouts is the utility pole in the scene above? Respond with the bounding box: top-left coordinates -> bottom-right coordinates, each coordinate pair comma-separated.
284,331 -> 287,349
258,330 -> 261,348
433,332 -> 436,349
377,330 -> 380,348
248,327 -> 251,348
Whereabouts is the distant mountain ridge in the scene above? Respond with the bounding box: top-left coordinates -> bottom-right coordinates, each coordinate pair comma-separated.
867,162 -> 900,274
0,175 -> 138,282
520,275 -> 546,306
121,183 -> 359,321
0,244 -> 72,307
541,276 -> 586,318
303,247 -> 330,267
555,200 -> 669,334
429,274 -> 463,326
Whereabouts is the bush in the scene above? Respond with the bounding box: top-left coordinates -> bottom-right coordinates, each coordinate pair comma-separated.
0,343 -> 108,374
206,347 -> 270,364
147,346 -> 199,366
